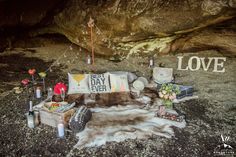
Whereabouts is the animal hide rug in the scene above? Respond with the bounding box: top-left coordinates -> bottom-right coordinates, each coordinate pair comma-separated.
75,99 -> 186,149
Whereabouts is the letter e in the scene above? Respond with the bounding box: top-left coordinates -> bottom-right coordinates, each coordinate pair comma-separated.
213,57 -> 226,72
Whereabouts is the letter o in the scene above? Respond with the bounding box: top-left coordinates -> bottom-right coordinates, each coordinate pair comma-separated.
188,56 -> 201,71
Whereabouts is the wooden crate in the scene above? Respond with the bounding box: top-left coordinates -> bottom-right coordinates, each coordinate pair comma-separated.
39,108 -> 75,128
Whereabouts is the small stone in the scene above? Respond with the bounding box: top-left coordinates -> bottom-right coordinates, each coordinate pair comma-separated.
13,87 -> 23,94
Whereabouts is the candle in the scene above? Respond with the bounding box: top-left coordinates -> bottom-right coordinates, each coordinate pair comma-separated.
87,55 -> 91,65
149,57 -> 154,68
36,87 -> 42,99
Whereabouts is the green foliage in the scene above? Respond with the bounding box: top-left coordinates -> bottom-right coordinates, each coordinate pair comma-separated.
160,83 -> 180,95
159,83 -> 180,109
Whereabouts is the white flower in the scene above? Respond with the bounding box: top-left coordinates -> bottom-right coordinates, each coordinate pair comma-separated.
164,95 -> 169,100
159,92 -> 164,98
169,95 -> 174,100
162,90 -> 167,95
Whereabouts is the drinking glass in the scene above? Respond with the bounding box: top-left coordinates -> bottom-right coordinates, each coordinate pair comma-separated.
60,88 -> 65,102
47,87 -> 53,102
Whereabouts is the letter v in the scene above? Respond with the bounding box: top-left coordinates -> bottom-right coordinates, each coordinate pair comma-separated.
200,57 -> 213,71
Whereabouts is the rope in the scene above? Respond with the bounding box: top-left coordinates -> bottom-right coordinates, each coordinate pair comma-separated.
91,26 -> 94,65
88,17 -> 95,65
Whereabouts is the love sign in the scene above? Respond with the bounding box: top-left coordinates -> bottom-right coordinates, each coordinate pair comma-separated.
177,56 -> 226,72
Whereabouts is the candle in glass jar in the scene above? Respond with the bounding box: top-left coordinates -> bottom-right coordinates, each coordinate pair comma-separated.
87,55 -> 91,65
34,111 -> 40,126
36,87 -> 41,98
149,57 -> 154,68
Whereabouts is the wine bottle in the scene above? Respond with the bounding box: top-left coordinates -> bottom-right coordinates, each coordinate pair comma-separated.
27,101 -> 35,128
29,101 -> 34,115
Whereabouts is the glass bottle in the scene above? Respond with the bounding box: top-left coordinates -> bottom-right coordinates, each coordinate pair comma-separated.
47,87 -> 53,102
60,88 -> 65,102
27,101 -> 35,128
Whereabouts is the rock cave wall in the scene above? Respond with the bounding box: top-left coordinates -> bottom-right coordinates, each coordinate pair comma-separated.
0,0 -> 236,57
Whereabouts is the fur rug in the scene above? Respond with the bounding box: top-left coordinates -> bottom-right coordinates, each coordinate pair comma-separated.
75,97 -> 186,149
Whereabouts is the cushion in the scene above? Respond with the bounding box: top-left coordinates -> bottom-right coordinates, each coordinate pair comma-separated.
153,67 -> 173,84
108,71 -> 137,83
109,73 -> 130,92
89,73 -> 111,93
68,73 -> 90,94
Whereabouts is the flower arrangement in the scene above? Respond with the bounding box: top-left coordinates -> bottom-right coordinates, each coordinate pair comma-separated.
38,72 -> 47,78
158,84 -> 180,109
28,69 -> 36,82
28,69 -> 36,75
38,72 -> 47,93
21,78 -> 30,96
21,79 -> 30,86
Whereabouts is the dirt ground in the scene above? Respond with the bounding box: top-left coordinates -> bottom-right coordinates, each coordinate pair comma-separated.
0,40 -> 235,156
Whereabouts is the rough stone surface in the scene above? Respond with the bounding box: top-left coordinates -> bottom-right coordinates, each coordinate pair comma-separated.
45,0 -> 236,56
0,0 -> 235,56
0,0 -> 65,27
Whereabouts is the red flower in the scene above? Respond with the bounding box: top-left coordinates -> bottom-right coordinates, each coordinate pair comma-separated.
21,79 -> 30,86
54,82 -> 67,95
28,69 -> 36,75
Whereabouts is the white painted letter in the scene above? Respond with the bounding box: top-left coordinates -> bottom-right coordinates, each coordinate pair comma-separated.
177,56 -> 188,70
213,57 -> 226,72
188,56 -> 201,71
200,57 -> 214,71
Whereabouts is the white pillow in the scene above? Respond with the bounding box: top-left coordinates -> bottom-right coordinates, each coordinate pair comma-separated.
109,73 -> 130,92
89,73 -> 111,93
153,67 -> 173,84
109,71 -> 137,83
68,73 -> 90,94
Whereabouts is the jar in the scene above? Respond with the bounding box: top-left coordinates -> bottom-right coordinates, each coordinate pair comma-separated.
36,87 -> 42,99
34,111 -> 40,126
86,55 -> 92,65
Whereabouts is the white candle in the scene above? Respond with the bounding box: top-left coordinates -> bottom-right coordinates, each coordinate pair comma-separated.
57,123 -> 65,138
36,87 -> 41,98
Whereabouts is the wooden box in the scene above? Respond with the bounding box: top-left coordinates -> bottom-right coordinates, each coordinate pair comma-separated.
39,108 -> 75,128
